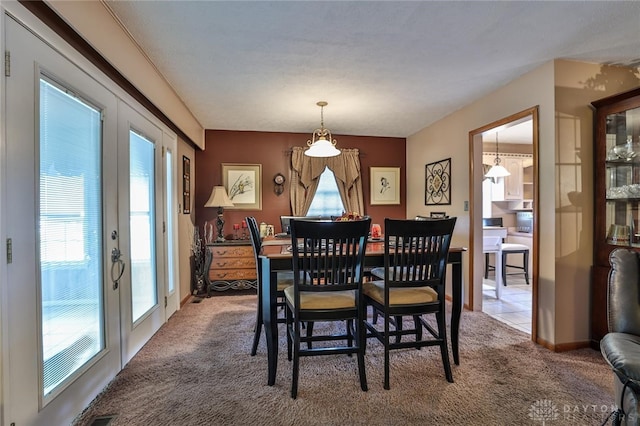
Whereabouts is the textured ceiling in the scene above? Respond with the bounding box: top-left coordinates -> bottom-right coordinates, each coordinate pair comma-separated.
103,1 -> 640,138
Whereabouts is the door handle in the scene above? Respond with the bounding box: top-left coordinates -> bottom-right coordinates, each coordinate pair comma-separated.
111,247 -> 126,290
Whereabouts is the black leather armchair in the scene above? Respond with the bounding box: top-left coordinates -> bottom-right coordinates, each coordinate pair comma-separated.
601,248 -> 640,425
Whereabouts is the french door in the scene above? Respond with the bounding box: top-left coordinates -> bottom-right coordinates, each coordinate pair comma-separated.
3,14 -> 176,425
117,102 -> 167,364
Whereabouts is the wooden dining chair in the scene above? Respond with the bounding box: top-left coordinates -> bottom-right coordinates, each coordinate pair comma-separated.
285,217 -> 371,399
246,216 -> 296,356
363,217 -> 457,389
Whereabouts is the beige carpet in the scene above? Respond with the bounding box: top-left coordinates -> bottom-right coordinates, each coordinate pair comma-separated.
73,295 -> 615,425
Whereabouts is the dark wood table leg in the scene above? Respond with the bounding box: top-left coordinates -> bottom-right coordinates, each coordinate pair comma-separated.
260,257 -> 278,385
450,253 -> 463,365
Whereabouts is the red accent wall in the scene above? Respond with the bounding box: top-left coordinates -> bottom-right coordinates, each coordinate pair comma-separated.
195,130 -> 406,238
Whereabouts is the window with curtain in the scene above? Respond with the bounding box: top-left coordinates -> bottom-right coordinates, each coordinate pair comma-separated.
289,147 -> 364,217
306,167 -> 345,217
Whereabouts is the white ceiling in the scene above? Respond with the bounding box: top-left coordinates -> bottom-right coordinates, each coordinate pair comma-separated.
103,1 -> 640,139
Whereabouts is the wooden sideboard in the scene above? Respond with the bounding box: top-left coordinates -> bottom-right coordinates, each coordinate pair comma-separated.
205,241 -> 257,292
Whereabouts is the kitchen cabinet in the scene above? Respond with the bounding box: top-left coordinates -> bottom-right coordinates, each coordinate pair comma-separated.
503,158 -> 523,200
523,159 -> 534,201
591,87 -> 640,348
483,155 -> 529,202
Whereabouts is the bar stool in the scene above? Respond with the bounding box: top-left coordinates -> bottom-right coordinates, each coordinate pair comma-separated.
483,217 -> 503,279
483,236 -> 503,299
500,243 -> 529,286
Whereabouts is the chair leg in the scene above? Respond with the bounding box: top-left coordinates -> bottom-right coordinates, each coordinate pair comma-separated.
250,301 -> 263,356
414,315 -> 422,345
357,316 -> 368,391
502,252 -> 508,286
291,323 -> 300,399
503,250 -> 530,286
306,321 -> 314,349
394,315 -> 403,343
485,252 -> 490,279
437,310 -> 454,383
286,307 -> 293,361
384,315 -> 391,390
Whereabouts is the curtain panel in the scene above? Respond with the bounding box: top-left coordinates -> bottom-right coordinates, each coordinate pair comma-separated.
289,147 -> 364,216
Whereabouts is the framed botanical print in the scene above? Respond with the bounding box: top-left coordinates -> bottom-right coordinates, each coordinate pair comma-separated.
222,163 -> 262,210
370,167 -> 400,205
425,158 -> 451,205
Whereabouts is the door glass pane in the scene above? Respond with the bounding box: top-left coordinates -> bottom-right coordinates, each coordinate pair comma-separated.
166,150 -> 175,294
39,77 -> 103,396
130,131 -> 157,322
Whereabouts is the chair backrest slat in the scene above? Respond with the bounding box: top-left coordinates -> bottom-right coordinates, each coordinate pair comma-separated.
290,218 -> 371,293
246,216 -> 263,282
384,218 -> 457,293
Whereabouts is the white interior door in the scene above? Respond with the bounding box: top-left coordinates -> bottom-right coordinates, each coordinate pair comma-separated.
3,16 -> 121,426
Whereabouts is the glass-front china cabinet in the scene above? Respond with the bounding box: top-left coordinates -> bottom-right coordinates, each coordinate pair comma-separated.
592,87 -> 640,348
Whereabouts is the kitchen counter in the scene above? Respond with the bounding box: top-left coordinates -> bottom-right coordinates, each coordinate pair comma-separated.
508,229 -> 532,237
484,226 -> 507,239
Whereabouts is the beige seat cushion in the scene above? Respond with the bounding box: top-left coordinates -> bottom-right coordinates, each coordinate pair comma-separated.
275,271 -> 313,292
363,280 -> 437,305
500,243 -> 529,252
275,271 -> 296,292
284,286 -> 356,310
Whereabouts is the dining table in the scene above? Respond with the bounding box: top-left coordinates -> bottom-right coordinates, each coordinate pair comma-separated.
259,237 -> 466,386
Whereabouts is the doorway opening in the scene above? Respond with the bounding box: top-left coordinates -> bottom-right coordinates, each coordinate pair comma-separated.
468,107 -> 539,342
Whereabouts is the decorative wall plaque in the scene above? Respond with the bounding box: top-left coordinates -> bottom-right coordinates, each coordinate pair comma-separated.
425,158 -> 451,205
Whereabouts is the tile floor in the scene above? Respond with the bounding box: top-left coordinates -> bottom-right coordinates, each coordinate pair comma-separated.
482,269 -> 532,334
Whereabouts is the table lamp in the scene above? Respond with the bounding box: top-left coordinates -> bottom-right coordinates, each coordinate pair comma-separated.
204,186 -> 234,242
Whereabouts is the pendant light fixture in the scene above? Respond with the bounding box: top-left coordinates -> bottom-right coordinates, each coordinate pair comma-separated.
304,101 -> 341,157
485,132 -> 511,178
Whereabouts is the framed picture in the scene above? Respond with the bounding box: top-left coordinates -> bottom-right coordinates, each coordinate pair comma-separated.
222,163 -> 262,210
182,156 -> 190,214
370,167 -> 400,205
425,158 -> 451,205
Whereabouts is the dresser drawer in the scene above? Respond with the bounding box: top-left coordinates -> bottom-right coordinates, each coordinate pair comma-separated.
211,257 -> 254,270
209,268 -> 256,281
210,246 -> 253,258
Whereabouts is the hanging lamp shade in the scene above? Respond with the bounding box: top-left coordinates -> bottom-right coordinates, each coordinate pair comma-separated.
485,133 -> 510,178
305,101 -> 341,157
485,163 -> 511,178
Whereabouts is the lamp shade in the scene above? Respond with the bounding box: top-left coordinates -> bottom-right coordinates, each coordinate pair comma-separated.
485,164 -> 511,178
305,138 -> 341,157
204,186 -> 234,208
485,131 -> 510,178
304,101 -> 341,158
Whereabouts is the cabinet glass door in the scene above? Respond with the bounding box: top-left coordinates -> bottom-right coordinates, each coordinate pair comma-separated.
604,106 -> 640,246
